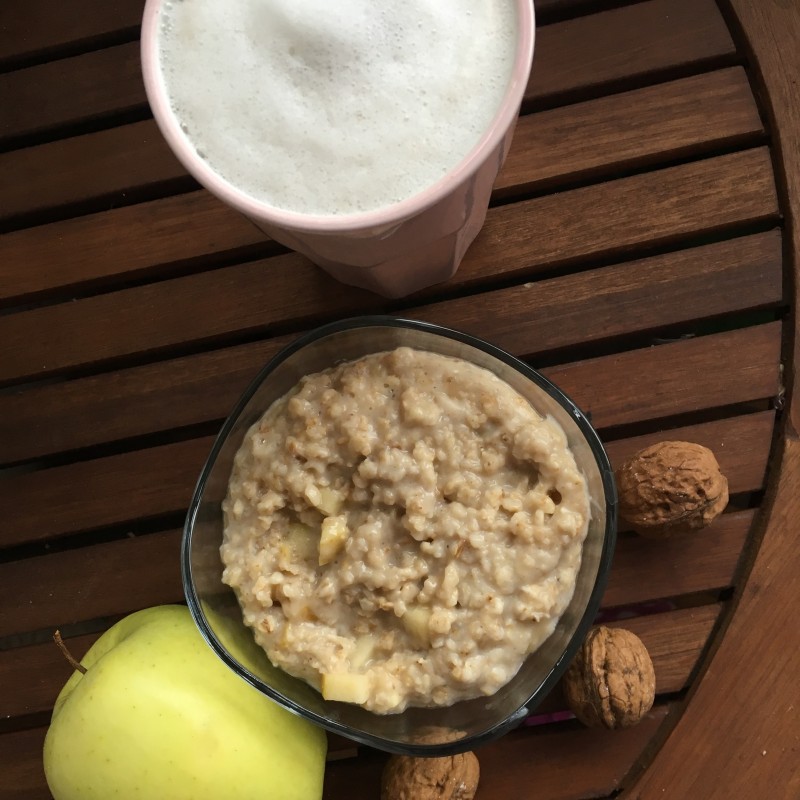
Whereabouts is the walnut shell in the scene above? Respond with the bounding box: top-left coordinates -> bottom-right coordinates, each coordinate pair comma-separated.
616,441 -> 728,537
381,751 -> 480,800
562,626 -> 655,729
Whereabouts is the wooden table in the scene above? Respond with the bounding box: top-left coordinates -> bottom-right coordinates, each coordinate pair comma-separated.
2,1 -> 799,797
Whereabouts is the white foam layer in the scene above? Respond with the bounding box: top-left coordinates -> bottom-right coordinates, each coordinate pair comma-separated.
158,0 -> 517,216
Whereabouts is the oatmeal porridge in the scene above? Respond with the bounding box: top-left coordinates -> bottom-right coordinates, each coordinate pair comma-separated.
221,347 -> 590,714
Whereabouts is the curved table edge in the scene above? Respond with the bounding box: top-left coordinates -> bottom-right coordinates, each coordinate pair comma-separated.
625,2 -> 800,798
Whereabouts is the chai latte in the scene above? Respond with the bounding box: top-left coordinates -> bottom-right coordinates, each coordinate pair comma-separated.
157,0 -> 517,216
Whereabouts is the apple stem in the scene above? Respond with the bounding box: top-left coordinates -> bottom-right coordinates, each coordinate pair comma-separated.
54,630 -> 87,675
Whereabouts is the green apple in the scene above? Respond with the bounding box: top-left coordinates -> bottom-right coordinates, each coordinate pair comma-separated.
44,605 -> 327,800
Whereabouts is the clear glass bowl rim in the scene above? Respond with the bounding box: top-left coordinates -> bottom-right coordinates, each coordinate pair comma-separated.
182,314 -> 618,756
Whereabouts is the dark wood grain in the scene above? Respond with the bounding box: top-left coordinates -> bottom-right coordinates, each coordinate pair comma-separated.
613,605 -> 720,696
0,0 -> 733,146
0,42 -> 144,145
544,323 -> 781,430
0,412 -> 767,639
629,2 -> 800,798
631,445 -> 800,800
0,324 -> 780,549
534,0 -> 617,22
323,707 -> 670,800
526,0 -> 735,106
0,121 -> 188,220
0,0 -> 142,67
0,148 -> 778,376
1,727 -> 48,800
0,191 -> 270,306
0,0 -> 793,796
0,231 -> 782,464
0,66 -> 763,225
0,507 -> 748,644
0,437 -> 213,548
602,411 -> 774,496
411,232 -> 782,361
0,605 -> 717,731
461,147 -> 777,287
606,411 -> 775,494
499,67 -> 763,197
604,510 -> 752,609
1,707 -> 669,800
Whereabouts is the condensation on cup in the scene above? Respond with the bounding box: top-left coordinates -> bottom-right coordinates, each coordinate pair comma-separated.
141,0 -> 535,298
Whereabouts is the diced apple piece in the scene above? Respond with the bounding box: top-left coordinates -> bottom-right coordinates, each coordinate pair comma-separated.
321,672 -> 372,704
401,606 -> 431,645
318,515 -> 349,565
305,485 -> 345,516
349,635 -> 377,671
286,523 -> 319,560
316,487 -> 345,516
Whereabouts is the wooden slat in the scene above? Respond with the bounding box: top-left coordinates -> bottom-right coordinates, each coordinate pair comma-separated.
608,605 -> 720,696
543,322 -> 782,430
0,67 -> 763,225
3,140 -> 774,321
0,232 -> 781,464
0,601 -> 718,732
526,0 -> 735,106
0,325 -> 780,548
0,326 -> 779,549
533,602 -> 721,717
0,437 -> 213,548
632,2 -> 800,796
0,530 -> 183,641
0,0 -> 142,67
461,146 -> 776,286
324,707 -> 670,800
413,233 -> 781,363
602,410 -> 774,496
0,121 -> 188,220
0,409 -> 767,638
0,143 -> 777,321
610,417 -> 774,492
1,707 -> 669,800
498,67 -> 762,197
0,0 -> 732,147
634,449 -> 800,799
2,728 -> 48,800
0,507 -> 746,646
0,191 -> 269,307
604,510 -> 753,608
0,43 -> 144,145
534,0 -> 608,21
0,148 -> 778,379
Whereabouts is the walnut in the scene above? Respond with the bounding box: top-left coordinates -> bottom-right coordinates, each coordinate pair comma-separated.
562,626 -> 655,729
616,441 -> 728,537
381,751 -> 480,800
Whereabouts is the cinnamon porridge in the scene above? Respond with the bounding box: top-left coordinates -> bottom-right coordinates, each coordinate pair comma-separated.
221,347 -> 589,714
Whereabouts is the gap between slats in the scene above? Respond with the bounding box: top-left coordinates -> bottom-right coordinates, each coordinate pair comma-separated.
0,505 -> 754,647
0,92 -> 772,312
0,148 -> 779,383
0,0 -> 617,73
0,323 -> 781,550
1,706 -> 671,800
0,230 -> 783,466
0,66 -> 765,231
0,0 -> 736,151
0,605 -> 715,737
0,332 -> 780,564
0,0 -> 143,71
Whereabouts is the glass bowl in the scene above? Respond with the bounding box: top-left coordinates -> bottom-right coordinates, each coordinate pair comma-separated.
182,316 -> 617,756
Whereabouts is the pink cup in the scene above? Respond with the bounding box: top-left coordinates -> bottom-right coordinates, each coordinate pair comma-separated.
141,3 -> 535,298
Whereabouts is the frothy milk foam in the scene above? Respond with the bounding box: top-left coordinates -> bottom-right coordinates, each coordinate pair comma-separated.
158,0 -> 517,216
